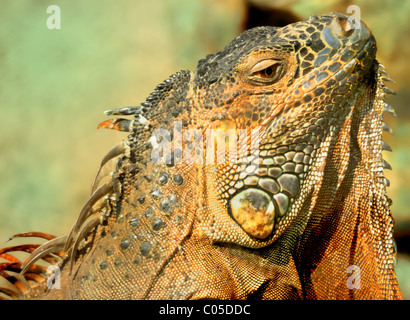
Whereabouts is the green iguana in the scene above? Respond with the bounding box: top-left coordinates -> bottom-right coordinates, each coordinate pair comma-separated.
0,12 -> 402,300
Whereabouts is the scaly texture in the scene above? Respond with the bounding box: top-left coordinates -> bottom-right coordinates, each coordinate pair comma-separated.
0,13 -> 402,300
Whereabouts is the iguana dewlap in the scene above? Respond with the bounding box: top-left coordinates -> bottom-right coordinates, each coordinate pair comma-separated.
0,12 -> 402,300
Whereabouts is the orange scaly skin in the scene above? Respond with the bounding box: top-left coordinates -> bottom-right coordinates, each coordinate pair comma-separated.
0,13 -> 402,299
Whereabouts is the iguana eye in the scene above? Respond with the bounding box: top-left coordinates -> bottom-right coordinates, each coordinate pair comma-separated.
248,59 -> 283,85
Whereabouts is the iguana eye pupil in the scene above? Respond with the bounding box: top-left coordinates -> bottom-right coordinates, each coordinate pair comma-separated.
263,66 -> 275,77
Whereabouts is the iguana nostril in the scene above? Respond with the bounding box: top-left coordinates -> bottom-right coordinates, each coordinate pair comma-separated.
331,16 -> 355,37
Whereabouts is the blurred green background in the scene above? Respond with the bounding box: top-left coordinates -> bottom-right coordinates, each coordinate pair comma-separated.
1,0 -> 409,298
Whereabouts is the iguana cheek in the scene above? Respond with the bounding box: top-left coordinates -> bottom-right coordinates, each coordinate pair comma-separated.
230,188 -> 275,239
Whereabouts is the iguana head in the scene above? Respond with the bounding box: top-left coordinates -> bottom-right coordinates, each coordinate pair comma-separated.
1,13 -> 401,300
184,13 -> 377,247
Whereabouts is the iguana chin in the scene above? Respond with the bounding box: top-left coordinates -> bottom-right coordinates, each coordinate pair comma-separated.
0,12 -> 402,300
